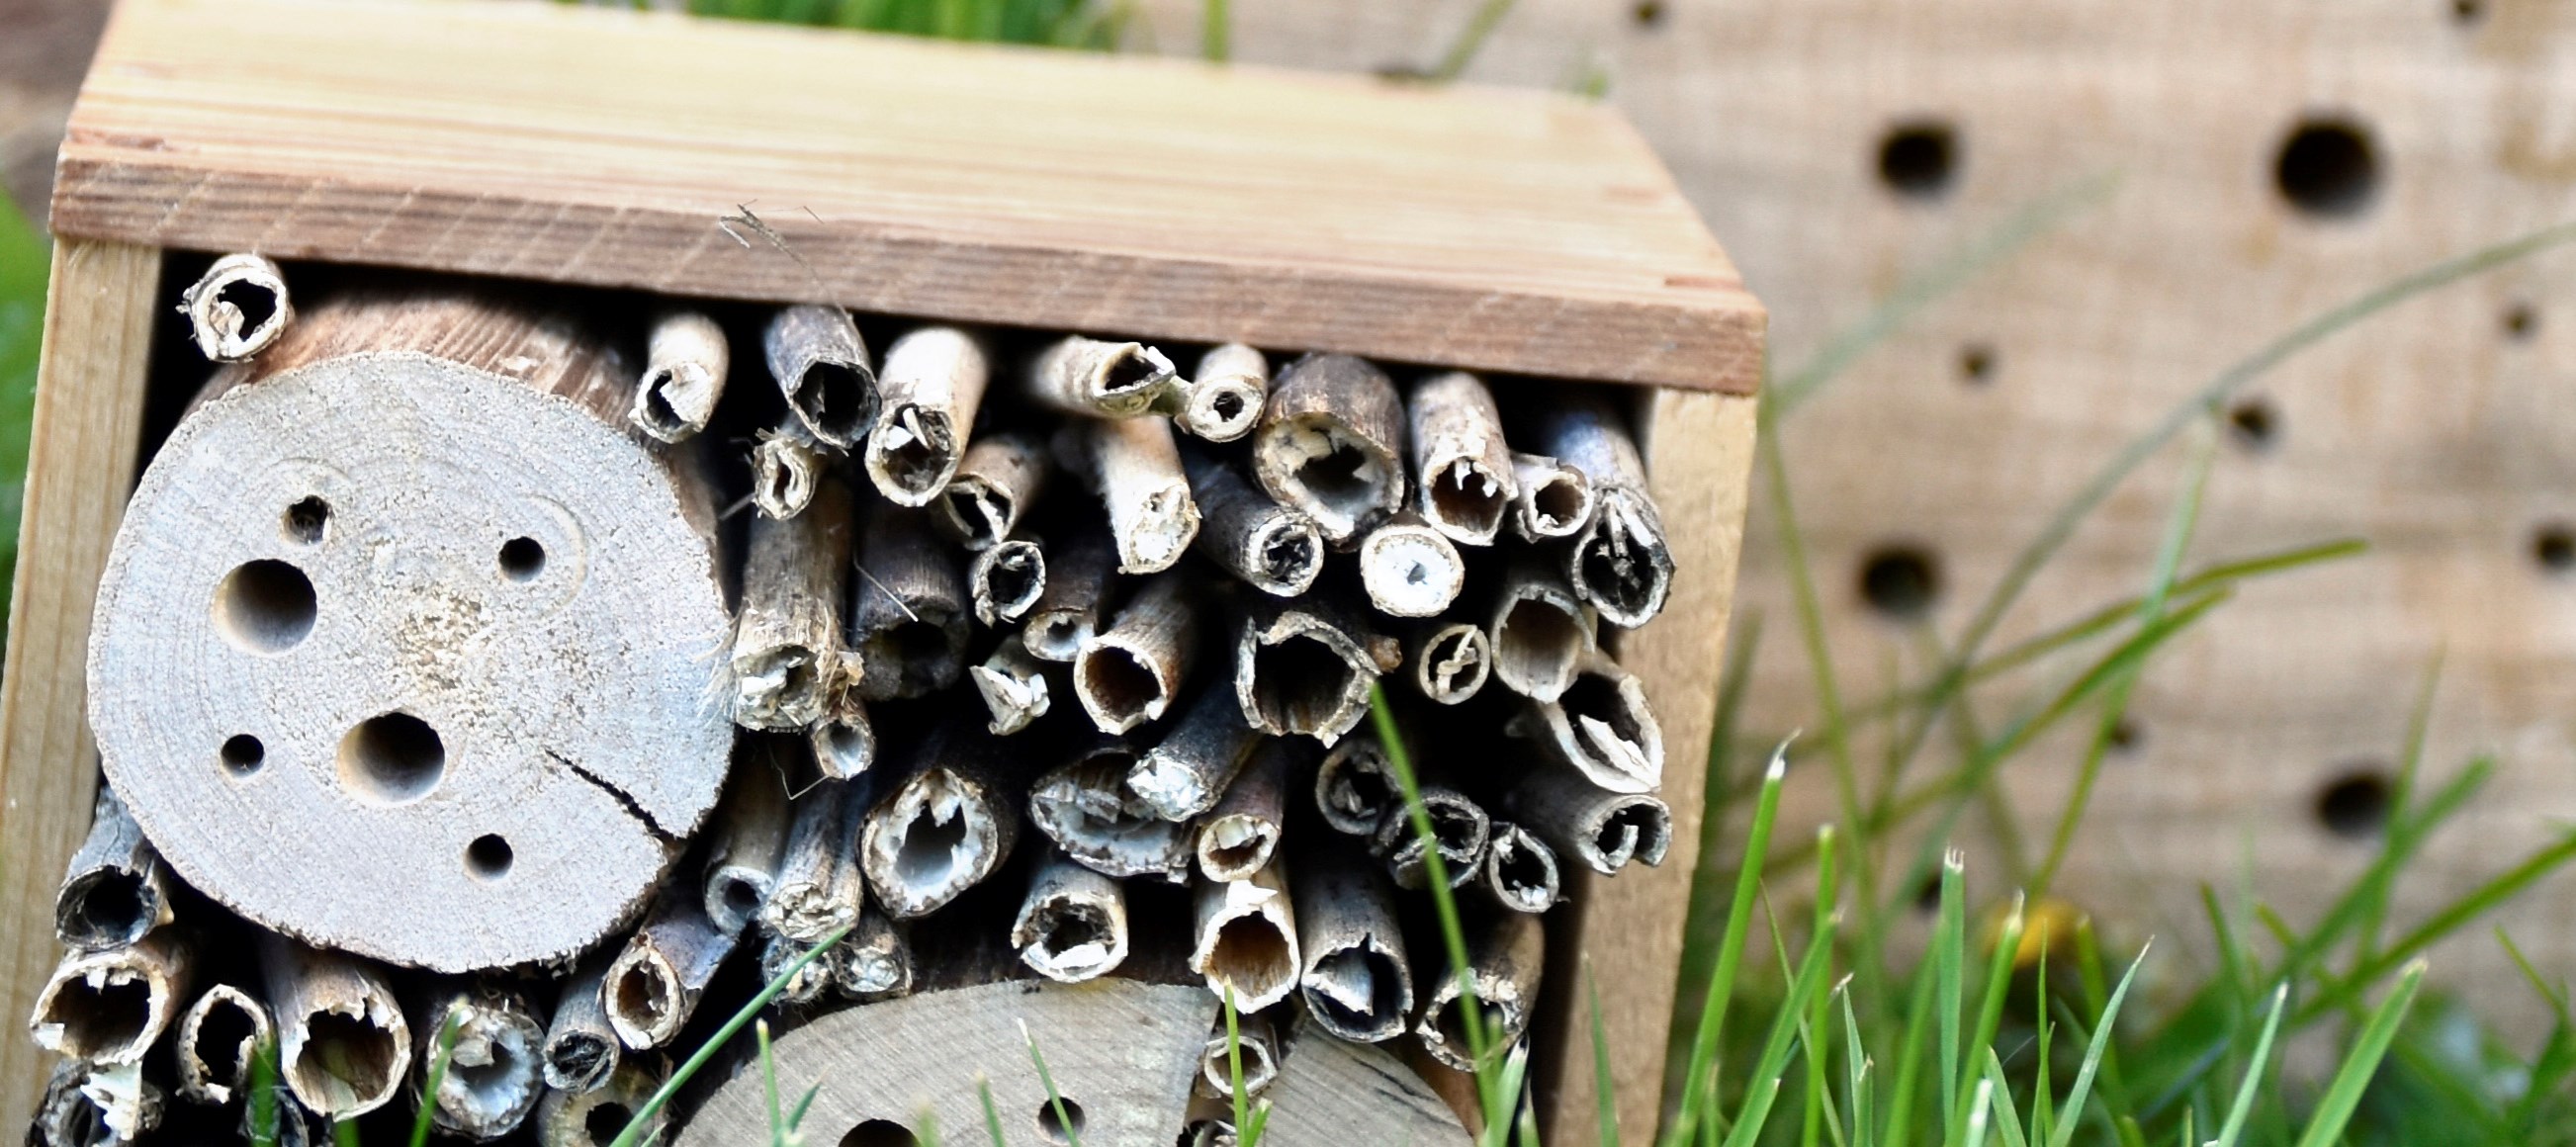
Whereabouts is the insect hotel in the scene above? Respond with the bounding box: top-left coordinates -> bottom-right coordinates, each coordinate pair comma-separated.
0,0 -> 1763,1142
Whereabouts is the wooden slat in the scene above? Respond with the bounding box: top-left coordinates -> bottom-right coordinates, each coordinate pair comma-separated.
48,0 -> 1762,394
0,238 -> 160,1136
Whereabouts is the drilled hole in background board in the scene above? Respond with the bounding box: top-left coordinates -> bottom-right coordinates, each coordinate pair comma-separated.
1911,872 -> 1943,915
1959,343 -> 1997,385
337,712 -> 446,806
2273,117 -> 2381,219
2533,523 -> 2576,574
2226,397 -> 2278,451
2106,717 -> 2143,754
2504,302 -> 2538,341
2452,0 -> 2484,24
2315,769 -> 2392,839
213,559 -> 318,655
1631,0 -> 1666,27
1036,1100 -> 1086,1145
841,1122 -> 919,1147
1858,545 -> 1941,619
1877,121 -> 1958,200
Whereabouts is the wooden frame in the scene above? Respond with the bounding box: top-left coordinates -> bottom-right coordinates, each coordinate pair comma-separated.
3,0 -> 1763,1140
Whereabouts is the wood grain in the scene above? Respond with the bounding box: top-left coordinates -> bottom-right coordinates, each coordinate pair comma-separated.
0,238 -> 159,1139
50,0 -> 1761,395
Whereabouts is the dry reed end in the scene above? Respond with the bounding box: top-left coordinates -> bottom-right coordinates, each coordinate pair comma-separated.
862,767 -> 1007,918
425,994 -> 546,1139
1191,866 -> 1300,1013
866,403 -> 963,504
1256,415 -> 1402,544
1300,939 -> 1411,1044
1491,577 -> 1593,703
1235,611 -> 1377,745
181,253 -> 291,362
1314,737 -> 1398,837
1028,751 -> 1195,882
1411,622 -> 1490,705
1482,824 -> 1561,914
1509,453 -> 1593,542
1360,520 -> 1466,617
969,540 -> 1047,625
1373,787 -> 1490,891
54,868 -> 164,954
283,996 -> 411,1118
1571,490 -> 1674,628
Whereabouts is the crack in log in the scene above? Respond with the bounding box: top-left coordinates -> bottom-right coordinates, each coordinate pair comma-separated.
547,751 -> 676,843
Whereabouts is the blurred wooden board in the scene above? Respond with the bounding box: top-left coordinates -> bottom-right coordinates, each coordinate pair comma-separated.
47,0 -> 1760,393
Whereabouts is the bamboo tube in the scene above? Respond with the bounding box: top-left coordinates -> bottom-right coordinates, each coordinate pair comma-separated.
701,755 -> 793,935
54,786 -> 173,953
1529,396 -> 1673,627
604,892 -> 740,1050
1487,555 -> 1595,703
1520,652 -> 1665,794
935,431 -> 1050,551
263,935 -> 411,1119
176,983 -> 273,1105
760,778 -> 864,944
1509,452 -> 1595,542
1022,528 -> 1117,662
1027,738 -> 1196,882
1507,766 -> 1670,878
833,909 -> 914,1002
541,954 -> 620,1094
848,503 -> 970,700
970,640 -> 1053,735
811,701 -> 876,780
1060,416 -> 1201,574
1195,739 -> 1292,882
762,304 -> 878,450
181,253 -> 292,362
416,982 -> 546,1141
1233,597 -> 1397,746
29,930 -> 191,1066
1406,620 -> 1491,705
968,537 -> 1047,626
1408,371 -> 1516,547
858,718 -> 1022,919
536,1056 -> 664,1147
732,477 -> 856,729
1358,512 -> 1466,618
1252,353 -> 1407,546
35,1060 -> 161,1147
1480,824 -> 1561,914
1184,451 -> 1323,597
1130,678 -> 1260,822
1195,1013 -> 1280,1100
1011,847 -> 1132,983
757,932 -> 837,1011
1190,857 -> 1300,1012
1076,573 -> 1199,735
1371,785 -> 1490,890
1414,911 -> 1544,1072
630,310 -> 728,443
864,325 -> 989,504
1027,334 -> 1183,418
1292,849 -> 1412,1043
1314,733 -> 1399,837
752,417 -> 824,519
1180,342 -> 1269,443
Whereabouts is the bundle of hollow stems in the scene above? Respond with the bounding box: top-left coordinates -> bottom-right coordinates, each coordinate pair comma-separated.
31,259 -> 1681,1146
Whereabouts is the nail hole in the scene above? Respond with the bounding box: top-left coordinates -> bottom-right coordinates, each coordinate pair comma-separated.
2315,769 -> 2391,838
2533,523 -> 2576,573
221,734 -> 265,777
1958,343 -> 1996,385
498,536 -> 546,580
1631,0 -> 1666,26
336,712 -> 446,806
2273,116 -> 2380,219
466,835 -> 513,880
1858,545 -> 1941,619
1035,1099 -> 1086,1145
212,559 -> 317,655
283,497 -> 329,545
841,1121 -> 920,1147
2504,302 -> 2538,341
1877,121 -> 1958,200
2226,397 -> 2278,451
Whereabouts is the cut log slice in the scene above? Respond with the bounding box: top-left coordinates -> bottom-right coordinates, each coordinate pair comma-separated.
86,290 -> 734,972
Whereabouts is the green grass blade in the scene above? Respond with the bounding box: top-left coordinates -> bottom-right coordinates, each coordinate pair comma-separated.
2044,941 -> 2150,1147
609,923 -> 851,1147
1981,1050 -> 2030,1147
1372,685 -> 1505,1125
1963,897 -> 2024,1116
2208,984 -> 2287,1147
2300,829 -> 2576,1023
1665,742 -> 1791,1147
1226,986 -> 1261,1147
1200,0 -> 1226,60
1020,1019 -> 1084,1147
1431,0 -> 1516,81
249,1035 -> 282,1147
1802,827 -> 1840,1147
2290,963 -> 2425,1147
1933,854 -> 1967,1138
410,1002 -> 465,1147
1882,949 -> 1939,1147
334,1119 -> 360,1147
1963,1080 -> 1996,1147
2354,653 -> 2445,968
1719,904 -> 1839,1147
1669,614 -> 1764,1103
759,1019 -> 782,1147
978,1076 -> 1007,1147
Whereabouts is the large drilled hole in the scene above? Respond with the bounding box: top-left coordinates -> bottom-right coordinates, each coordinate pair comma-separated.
44,974 -> 150,1059
1208,915 -> 1294,996
1858,545 -> 1940,619
799,363 -> 872,441
1428,462 -> 1508,538
1251,635 -> 1354,730
584,1103 -> 634,1145
842,1121 -> 920,1147
1877,121 -> 1958,199
283,496 -> 329,545
2274,117 -> 2380,219
2534,523 -> 2576,574
291,1010 -> 400,1109
1080,646 -> 1164,723
336,712 -> 446,806
222,734 -> 266,777
213,559 -> 317,654
466,835 -> 513,881
1035,1099 -> 1086,1145
2316,769 -> 2391,838
498,537 -> 546,580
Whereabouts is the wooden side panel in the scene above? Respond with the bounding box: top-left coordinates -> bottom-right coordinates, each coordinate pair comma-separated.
1545,389 -> 1757,1146
0,239 -> 160,1135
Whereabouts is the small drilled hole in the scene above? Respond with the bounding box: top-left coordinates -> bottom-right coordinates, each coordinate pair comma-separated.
2504,303 -> 2538,341
2227,398 -> 2278,451
2273,117 -> 2380,219
283,497 -> 329,545
1631,0 -> 1665,26
1959,344 -> 1996,385
1858,545 -> 1940,619
1035,1100 -> 1086,1145
498,537 -> 546,580
2106,717 -> 2142,753
2316,769 -> 2391,838
336,712 -> 446,806
221,734 -> 265,777
466,835 -> 512,880
841,1121 -> 920,1147
212,560 -> 317,655
1877,121 -> 1958,200
2533,524 -> 2576,573
2453,0 -> 2483,23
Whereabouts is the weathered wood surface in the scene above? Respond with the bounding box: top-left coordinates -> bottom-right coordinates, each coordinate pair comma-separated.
1253,1014 -> 1474,1147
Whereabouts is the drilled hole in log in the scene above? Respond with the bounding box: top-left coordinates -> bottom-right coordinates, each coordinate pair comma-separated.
284,496 -> 329,545
222,733 -> 266,777
498,536 -> 546,580
1858,545 -> 1940,619
1035,1099 -> 1086,1145
1633,0 -> 1665,26
842,1121 -> 920,1147
1080,647 -> 1164,724
2107,717 -> 2143,752
2316,769 -> 2391,839
2505,302 -> 2538,340
1877,121 -> 1957,199
293,1010 -> 401,1110
214,559 -> 317,654
586,1103 -> 635,1146
41,973 -> 149,1059
466,835 -> 513,880
1250,634 -> 1355,731
336,712 -> 446,806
